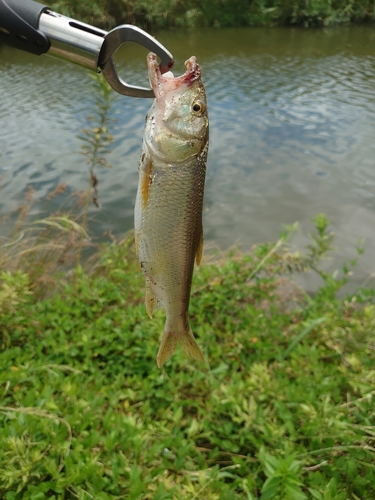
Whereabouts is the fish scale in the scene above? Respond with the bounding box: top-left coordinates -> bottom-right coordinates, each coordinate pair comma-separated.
140,155 -> 206,300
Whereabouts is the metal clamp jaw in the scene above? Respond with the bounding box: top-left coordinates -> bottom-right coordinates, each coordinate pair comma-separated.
100,25 -> 174,98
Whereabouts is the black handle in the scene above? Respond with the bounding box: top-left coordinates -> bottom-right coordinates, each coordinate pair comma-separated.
0,0 -> 50,55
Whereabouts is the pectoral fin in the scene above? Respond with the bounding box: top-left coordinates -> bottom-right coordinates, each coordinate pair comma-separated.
140,157 -> 153,210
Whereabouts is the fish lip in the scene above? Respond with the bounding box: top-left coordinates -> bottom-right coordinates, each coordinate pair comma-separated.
179,56 -> 202,86
147,52 -> 202,98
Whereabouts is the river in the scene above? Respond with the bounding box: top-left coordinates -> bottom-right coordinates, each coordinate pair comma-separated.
1,26 -> 375,292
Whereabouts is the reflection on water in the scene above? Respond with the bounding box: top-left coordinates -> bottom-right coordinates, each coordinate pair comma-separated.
1,27 -> 375,291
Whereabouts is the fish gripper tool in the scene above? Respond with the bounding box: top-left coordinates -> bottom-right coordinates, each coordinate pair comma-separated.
0,0 -> 174,97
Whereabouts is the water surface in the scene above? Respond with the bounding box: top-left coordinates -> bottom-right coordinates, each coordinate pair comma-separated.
1,27 -> 375,291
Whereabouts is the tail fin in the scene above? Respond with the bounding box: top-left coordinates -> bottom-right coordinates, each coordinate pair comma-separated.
156,327 -> 205,369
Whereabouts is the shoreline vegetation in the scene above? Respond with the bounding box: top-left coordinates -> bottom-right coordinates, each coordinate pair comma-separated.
1,73 -> 375,498
2,204 -> 375,499
47,0 -> 375,30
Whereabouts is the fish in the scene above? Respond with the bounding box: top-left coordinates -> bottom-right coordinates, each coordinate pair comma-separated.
134,52 -> 209,368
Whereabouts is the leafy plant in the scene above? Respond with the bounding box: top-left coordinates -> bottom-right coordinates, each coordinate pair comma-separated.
259,447 -> 307,499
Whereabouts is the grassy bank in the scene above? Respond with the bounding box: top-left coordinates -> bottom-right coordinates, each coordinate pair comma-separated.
48,0 -> 375,30
1,212 -> 375,499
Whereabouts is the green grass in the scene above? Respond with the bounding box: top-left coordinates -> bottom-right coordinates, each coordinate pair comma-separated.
1,216 -> 375,499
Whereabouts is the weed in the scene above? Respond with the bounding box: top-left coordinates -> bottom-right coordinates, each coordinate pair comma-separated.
76,72 -> 116,269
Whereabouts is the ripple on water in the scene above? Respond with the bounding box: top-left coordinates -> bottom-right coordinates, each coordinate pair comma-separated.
1,28 -> 375,291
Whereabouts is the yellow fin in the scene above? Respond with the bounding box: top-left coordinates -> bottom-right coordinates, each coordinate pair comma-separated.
195,232 -> 204,266
156,332 -> 179,368
156,327 -> 205,368
145,280 -> 162,319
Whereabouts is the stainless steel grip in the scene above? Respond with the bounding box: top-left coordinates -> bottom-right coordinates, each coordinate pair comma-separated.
38,10 -> 106,70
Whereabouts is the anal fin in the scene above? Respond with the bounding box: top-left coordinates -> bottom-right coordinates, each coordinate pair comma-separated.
145,279 -> 162,319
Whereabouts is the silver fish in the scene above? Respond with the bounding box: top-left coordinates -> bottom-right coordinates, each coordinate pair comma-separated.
134,53 -> 209,368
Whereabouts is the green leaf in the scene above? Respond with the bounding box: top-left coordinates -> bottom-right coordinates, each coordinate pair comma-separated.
284,317 -> 326,358
260,476 -> 282,499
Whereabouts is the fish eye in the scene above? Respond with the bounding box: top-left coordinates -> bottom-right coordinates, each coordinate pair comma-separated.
192,101 -> 204,113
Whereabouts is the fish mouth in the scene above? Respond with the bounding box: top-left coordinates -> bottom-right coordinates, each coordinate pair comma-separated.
148,52 -> 202,98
